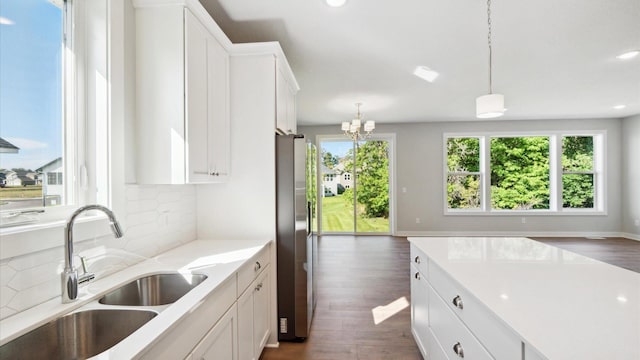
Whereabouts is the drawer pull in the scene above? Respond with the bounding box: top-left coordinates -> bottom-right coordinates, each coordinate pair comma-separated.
414,256 -> 421,264
452,295 -> 464,310
256,283 -> 263,291
453,342 -> 464,358
255,261 -> 262,272
414,272 -> 421,280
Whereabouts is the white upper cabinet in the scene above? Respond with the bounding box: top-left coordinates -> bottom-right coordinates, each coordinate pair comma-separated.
276,62 -> 297,135
134,1 -> 230,184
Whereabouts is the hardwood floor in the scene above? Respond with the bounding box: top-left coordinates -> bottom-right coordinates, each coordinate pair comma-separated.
529,237 -> 640,273
260,235 -> 421,360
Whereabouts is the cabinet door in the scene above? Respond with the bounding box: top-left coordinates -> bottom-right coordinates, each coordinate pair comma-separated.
185,9 -> 211,183
276,67 -> 291,134
286,81 -> 297,134
206,34 -> 229,181
237,285 -> 255,360
191,303 -> 238,360
252,266 -> 270,358
410,264 -> 429,358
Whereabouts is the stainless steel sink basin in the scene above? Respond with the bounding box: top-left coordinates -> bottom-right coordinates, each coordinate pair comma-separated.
99,273 -> 207,306
0,309 -> 156,360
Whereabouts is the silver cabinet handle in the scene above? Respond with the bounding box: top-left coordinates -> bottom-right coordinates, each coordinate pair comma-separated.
453,342 -> 464,358
254,261 -> 262,272
414,272 -> 421,280
256,283 -> 263,291
414,255 -> 421,264
452,295 -> 464,309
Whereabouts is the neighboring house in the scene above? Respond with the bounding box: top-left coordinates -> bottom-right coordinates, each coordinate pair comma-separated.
321,164 -> 338,197
334,163 -> 353,190
0,170 -> 22,186
321,162 -> 354,197
0,137 -> 19,154
36,157 -> 63,205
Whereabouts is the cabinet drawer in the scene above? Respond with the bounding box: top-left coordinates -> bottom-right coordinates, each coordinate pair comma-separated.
237,244 -> 270,297
429,262 -> 521,360
428,284 -> 493,360
427,326 -> 452,360
410,244 -> 428,275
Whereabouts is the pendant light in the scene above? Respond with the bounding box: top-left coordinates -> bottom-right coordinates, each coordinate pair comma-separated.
476,0 -> 505,119
341,103 -> 375,141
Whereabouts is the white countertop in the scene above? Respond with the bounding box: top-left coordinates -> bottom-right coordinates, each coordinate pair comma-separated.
0,239 -> 271,358
408,237 -> 640,360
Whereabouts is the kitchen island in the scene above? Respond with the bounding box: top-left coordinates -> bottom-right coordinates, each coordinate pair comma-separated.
409,236 -> 640,360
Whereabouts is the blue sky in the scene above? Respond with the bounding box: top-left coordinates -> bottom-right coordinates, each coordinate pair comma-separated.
0,0 -> 62,171
321,141 -> 354,158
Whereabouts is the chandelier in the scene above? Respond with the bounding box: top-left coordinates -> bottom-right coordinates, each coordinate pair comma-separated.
341,103 -> 375,141
476,0 -> 505,119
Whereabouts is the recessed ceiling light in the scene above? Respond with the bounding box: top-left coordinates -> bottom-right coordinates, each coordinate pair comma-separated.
325,0 -> 347,7
613,104 -> 626,110
616,50 -> 639,60
413,66 -> 439,83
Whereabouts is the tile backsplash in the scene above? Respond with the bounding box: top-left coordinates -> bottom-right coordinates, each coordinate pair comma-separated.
0,184 -> 197,320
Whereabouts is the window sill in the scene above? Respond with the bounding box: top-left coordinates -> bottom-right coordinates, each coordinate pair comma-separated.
444,210 -> 607,216
0,214 -> 113,260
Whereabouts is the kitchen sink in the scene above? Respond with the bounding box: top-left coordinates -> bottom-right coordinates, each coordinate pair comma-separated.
0,309 -> 157,360
99,273 -> 208,306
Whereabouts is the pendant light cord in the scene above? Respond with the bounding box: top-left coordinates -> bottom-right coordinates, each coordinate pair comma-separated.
487,0 -> 493,94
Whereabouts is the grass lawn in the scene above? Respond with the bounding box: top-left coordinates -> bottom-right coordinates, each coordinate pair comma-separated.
0,186 -> 43,199
321,195 -> 389,233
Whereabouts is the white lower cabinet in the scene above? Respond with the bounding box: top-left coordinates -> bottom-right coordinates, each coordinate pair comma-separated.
238,264 -> 271,360
410,263 -> 429,357
189,304 -> 238,360
410,244 -> 536,360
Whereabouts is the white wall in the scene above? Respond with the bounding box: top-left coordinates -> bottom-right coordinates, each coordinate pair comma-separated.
196,54 -> 276,241
622,114 -> 640,236
301,118 -> 624,236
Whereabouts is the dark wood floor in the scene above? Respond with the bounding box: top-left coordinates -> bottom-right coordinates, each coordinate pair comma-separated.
530,237 -> 640,273
261,235 -> 421,360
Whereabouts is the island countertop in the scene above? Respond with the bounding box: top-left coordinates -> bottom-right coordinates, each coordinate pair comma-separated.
408,236 -> 640,360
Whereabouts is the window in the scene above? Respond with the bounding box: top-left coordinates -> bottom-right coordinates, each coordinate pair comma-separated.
1,0 -> 110,229
324,174 -> 335,182
490,136 -> 549,210
447,137 -> 481,209
562,136 -> 594,209
344,173 -> 351,181
444,132 -> 604,214
0,0 -> 64,211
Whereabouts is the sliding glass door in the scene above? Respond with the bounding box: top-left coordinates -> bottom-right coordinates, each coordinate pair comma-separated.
319,137 -> 391,234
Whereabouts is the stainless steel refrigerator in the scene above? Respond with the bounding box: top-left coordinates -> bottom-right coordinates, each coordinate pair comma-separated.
276,134 -> 317,341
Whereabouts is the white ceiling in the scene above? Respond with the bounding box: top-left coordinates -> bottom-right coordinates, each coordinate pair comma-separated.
201,0 -> 640,126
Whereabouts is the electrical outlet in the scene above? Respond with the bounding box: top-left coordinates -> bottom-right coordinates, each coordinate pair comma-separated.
635,219 -> 640,227
415,218 -> 421,224
521,217 -> 526,224
402,187 -> 407,193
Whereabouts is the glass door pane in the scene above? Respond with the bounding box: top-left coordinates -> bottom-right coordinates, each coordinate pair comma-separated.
320,140 -> 354,233
355,140 -> 390,233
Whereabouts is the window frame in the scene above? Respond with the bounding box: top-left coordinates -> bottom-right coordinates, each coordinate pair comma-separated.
443,130 -> 606,216
0,0 -> 111,236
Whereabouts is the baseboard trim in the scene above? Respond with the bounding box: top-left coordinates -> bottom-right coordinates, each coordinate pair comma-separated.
621,233 -> 640,241
265,342 -> 279,349
396,231 -> 627,238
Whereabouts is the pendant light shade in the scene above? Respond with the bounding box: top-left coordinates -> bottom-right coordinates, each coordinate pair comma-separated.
476,93 -> 505,119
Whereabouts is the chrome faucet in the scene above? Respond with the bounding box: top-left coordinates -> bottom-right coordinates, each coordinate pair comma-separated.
62,205 -> 124,303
